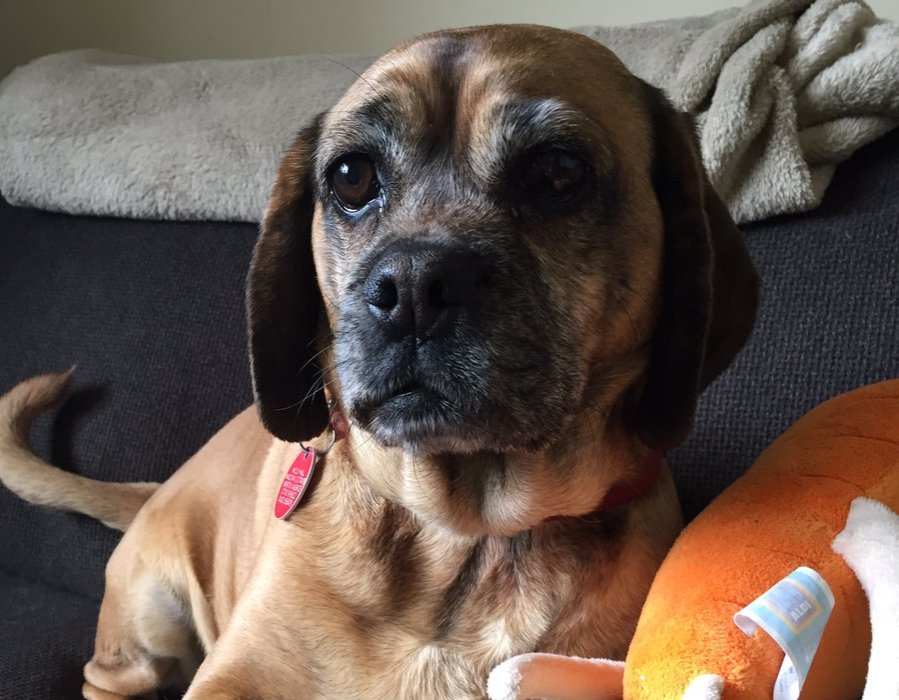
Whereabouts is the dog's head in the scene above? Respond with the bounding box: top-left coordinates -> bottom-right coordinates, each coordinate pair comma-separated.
247,26 -> 758,533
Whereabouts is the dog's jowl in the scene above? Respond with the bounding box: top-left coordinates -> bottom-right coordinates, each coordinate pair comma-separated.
0,24 -> 757,700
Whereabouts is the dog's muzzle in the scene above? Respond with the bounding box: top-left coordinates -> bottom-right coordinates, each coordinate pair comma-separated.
336,235 -> 571,455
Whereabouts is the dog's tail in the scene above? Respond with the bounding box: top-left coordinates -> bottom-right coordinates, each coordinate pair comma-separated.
0,369 -> 160,532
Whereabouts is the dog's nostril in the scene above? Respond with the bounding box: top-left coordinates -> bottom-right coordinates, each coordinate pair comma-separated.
428,279 -> 449,309
371,278 -> 399,309
429,261 -> 484,309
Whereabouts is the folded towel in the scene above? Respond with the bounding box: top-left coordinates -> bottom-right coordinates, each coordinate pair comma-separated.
577,0 -> 899,222
0,52 -> 372,222
0,0 -> 896,225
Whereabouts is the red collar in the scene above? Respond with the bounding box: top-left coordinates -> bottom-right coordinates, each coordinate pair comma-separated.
544,451 -> 665,522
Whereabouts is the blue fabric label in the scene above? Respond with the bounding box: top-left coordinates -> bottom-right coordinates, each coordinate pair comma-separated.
734,567 -> 835,700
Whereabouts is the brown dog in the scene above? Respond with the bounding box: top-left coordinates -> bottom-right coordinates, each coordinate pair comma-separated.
0,25 -> 758,700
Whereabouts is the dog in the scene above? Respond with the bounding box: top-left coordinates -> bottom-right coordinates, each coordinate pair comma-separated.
0,24 -> 758,700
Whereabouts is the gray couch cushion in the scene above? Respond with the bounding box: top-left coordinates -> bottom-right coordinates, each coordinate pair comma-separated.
0,571 -> 99,697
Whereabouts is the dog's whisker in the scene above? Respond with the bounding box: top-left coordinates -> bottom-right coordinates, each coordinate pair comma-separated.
615,276 -> 654,310
291,373 -> 327,429
324,58 -> 389,103
608,286 -> 643,347
295,343 -> 335,377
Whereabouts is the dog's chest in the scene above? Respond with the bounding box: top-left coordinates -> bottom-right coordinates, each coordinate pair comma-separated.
316,519 -> 580,700
352,546 -> 564,700
247,445 -> 633,700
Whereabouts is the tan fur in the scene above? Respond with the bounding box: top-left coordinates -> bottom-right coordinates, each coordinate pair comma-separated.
0,370 -> 159,530
0,25 -> 760,700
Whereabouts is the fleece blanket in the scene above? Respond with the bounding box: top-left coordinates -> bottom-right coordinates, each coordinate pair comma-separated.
0,0 -> 896,224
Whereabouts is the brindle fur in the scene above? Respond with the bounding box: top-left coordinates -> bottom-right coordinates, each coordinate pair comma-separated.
0,24 -> 757,700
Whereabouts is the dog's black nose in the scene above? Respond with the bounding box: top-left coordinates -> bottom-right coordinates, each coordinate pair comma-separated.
362,242 -> 489,339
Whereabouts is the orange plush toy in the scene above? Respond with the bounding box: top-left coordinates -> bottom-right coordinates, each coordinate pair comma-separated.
488,380 -> 899,700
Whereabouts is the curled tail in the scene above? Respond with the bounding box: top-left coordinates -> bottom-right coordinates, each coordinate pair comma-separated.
0,369 -> 159,531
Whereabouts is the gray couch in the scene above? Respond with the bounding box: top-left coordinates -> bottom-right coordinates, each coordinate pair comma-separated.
0,127 -> 896,698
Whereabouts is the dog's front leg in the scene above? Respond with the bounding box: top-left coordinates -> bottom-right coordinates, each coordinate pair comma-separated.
180,618 -> 321,700
182,657 -> 319,700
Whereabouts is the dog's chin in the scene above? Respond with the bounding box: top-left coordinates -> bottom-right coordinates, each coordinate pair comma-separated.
351,388 -> 549,457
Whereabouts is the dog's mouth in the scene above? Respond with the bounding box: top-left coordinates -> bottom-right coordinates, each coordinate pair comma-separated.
351,376 -> 478,454
360,380 -> 439,418
348,366 -> 572,456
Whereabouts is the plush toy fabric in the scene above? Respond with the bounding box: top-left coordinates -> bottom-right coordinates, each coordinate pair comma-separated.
489,380 -> 899,700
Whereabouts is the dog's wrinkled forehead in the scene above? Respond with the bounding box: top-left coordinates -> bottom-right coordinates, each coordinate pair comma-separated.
315,27 -> 646,189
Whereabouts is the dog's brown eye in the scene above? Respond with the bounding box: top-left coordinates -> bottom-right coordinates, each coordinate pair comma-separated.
521,149 -> 588,200
331,156 -> 379,211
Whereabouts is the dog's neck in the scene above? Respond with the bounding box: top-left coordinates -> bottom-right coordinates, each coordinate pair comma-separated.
542,449 -> 665,523
343,415 -> 658,537
321,353 -> 661,537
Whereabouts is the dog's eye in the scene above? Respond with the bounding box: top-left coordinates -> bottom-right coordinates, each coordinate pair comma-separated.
521,149 -> 588,201
330,155 -> 379,211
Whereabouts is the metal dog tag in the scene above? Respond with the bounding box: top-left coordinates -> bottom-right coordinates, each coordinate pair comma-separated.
273,447 -> 317,520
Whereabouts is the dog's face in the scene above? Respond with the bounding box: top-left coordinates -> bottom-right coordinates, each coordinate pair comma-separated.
314,30 -> 658,457
248,26 -> 758,532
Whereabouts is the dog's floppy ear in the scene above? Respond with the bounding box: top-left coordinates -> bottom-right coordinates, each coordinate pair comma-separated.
247,116 -> 330,442
634,85 -> 759,451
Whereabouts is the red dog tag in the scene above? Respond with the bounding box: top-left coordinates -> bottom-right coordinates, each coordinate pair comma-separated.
273,447 -> 317,520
